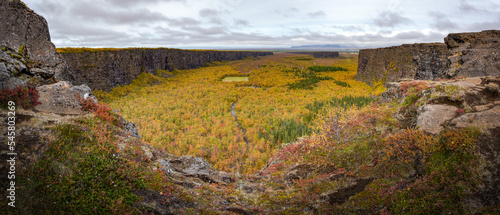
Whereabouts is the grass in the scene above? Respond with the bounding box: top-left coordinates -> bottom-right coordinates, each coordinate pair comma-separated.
308,65 -> 348,72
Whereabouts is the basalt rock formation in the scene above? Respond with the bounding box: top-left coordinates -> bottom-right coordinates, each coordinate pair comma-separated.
356,30 -> 500,86
0,0 -> 73,87
60,49 -> 273,91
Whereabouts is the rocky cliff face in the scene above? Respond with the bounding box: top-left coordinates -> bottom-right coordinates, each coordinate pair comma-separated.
445,30 -> 500,78
0,0 -> 73,87
356,30 -> 500,86
60,49 -> 273,91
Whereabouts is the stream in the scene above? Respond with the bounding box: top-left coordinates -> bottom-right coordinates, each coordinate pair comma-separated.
231,101 -> 249,144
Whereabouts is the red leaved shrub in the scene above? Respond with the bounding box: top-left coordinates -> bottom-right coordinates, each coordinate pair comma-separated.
0,83 -> 40,109
78,94 -> 118,123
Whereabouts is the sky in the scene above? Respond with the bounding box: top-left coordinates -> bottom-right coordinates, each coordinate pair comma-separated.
23,0 -> 500,49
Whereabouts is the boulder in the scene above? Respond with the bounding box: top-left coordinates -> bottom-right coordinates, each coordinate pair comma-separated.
417,104 -> 458,134
169,156 -> 234,184
450,106 -> 500,129
35,81 -> 96,115
118,115 -> 141,139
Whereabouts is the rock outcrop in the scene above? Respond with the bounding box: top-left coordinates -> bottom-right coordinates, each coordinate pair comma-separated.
34,81 -> 97,115
383,77 -> 500,210
356,30 -> 500,86
384,77 -> 500,134
0,0 -> 73,87
445,30 -> 500,78
59,49 -> 273,91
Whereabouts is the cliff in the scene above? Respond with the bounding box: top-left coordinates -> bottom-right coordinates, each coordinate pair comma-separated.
0,0 -> 73,86
356,30 -> 500,86
59,48 -> 273,91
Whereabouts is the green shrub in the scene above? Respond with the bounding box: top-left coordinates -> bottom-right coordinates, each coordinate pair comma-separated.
308,65 -> 348,72
259,118 -> 311,146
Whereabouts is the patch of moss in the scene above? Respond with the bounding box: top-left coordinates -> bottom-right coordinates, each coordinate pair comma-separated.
402,94 -> 420,107
18,45 -> 25,56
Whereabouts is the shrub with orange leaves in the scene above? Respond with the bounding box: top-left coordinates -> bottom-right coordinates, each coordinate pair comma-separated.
399,81 -> 429,96
78,94 -> 118,124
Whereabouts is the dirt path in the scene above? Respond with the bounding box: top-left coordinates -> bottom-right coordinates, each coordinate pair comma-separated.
231,101 -> 249,144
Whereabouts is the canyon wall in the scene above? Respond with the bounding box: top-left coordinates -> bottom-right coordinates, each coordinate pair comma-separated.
356,30 -> 500,86
60,49 -> 273,91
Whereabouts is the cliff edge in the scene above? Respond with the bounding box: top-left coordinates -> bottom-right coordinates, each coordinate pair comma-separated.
59,48 -> 273,91
356,30 -> 500,86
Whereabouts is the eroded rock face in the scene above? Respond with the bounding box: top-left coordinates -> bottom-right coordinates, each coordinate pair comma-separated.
357,30 -> 500,86
356,43 -> 448,86
0,0 -> 73,88
0,45 -> 59,89
35,81 -> 96,115
60,49 -> 273,91
445,30 -> 500,78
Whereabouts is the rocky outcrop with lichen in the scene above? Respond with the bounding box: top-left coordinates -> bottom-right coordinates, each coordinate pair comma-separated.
0,0 -> 73,88
356,30 -> 500,86
445,30 -> 500,78
59,48 -> 273,91
383,77 -> 500,209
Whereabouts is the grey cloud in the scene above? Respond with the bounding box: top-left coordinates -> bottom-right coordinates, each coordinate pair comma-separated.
164,17 -> 201,27
233,19 -> 250,27
466,21 -> 500,32
291,28 -> 304,34
199,9 -> 220,17
182,26 -> 227,35
459,0 -> 481,13
70,3 -> 167,25
276,7 -> 299,18
49,19 -> 124,38
199,9 -> 224,25
103,0 -> 184,8
393,31 -> 425,40
307,11 -> 326,18
373,11 -> 413,28
428,11 -> 458,31
331,25 -> 364,32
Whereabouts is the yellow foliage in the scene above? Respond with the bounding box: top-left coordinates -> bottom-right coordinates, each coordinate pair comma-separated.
102,53 -> 380,174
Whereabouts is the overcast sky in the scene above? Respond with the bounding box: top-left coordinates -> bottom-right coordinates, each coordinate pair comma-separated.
23,0 -> 500,49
